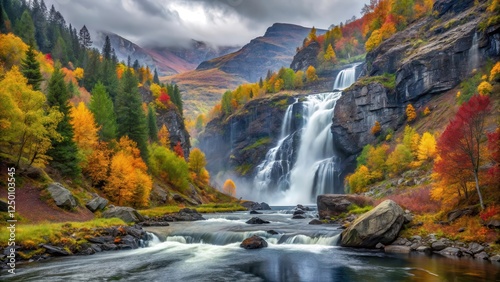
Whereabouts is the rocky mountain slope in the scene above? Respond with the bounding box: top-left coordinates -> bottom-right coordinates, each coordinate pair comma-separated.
93,31 -> 238,76
331,0 -> 500,157
167,23 -> 326,118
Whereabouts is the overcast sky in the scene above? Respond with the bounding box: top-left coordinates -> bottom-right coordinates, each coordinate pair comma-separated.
47,0 -> 367,48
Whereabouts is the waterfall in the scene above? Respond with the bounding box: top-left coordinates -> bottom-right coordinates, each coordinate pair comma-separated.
254,64 -> 359,203
468,32 -> 479,72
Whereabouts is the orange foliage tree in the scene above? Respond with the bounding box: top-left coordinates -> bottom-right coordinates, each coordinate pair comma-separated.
104,137 -> 152,207
223,179 -> 236,197
70,102 -> 99,163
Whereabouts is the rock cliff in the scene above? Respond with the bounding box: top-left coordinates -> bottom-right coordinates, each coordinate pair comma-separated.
332,0 -> 500,156
199,94 -> 296,179
140,87 -> 191,157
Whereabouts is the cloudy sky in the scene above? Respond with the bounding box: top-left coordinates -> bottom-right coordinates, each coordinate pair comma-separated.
47,0 -> 367,47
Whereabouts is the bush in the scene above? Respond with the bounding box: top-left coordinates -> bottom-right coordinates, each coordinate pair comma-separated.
149,144 -> 190,192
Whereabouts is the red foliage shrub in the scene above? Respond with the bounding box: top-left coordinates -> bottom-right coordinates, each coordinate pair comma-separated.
173,141 -> 184,158
159,90 -> 170,105
383,186 -> 441,214
480,205 -> 500,222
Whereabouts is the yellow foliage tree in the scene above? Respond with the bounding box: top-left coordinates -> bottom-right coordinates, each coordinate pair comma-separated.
366,144 -> 389,181
158,124 -> 170,147
222,179 -> 236,197
0,33 -> 28,69
365,29 -> 382,52
0,66 -> 62,168
189,148 -> 207,174
406,104 -> 417,122
73,67 -> 84,81
423,107 -> 431,116
294,70 -> 304,88
477,81 -> 492,96
306,65 -> 318,82
386,144 -> 413,176
347,165 -> 371,193
403,125 -> 420,157
417,132 -> 437,163
70,102 -> 100,163
324,44 -> 337,63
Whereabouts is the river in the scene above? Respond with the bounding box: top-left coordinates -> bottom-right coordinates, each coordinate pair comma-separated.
6,207 -> 499,281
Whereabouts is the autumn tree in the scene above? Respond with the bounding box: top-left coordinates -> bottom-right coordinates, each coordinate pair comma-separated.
149,144 -> 190,192
308,26 -> 317,43
347,165 -> 371,193
70,102 -> 99,164
158,124 -> 170,147
406,104 -> 417,122
84,142 -> 112,187
324,43 -> 337,63
105,137 -> 152,207
435,95 -> 491,210
417,132 -> 437,163
189,148 -> 207,174
116,68 -> 149,163
371,121 -> 381,135
223,179 -> 236,197
89,82 -> 117,142
20,44 -> 43,90
365,29 -> 382,52
0,67 -> 62,168
46,66 -> 81,176
386,144 -> 413,175
306,65 -> 318,82
403,125 -> 420,157
174,141 -> 185,158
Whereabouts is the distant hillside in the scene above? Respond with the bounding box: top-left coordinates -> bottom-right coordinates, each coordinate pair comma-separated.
167,23 -> 325,118
93,31 -> 239,76
197,23 -> 326,82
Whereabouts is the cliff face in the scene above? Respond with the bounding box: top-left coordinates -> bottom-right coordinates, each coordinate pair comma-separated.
140,87 -> 191,157
199,95 -> 296,178
332,0 -> 500,156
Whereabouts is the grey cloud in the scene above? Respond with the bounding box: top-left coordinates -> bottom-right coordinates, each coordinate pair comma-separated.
47,0 -> 366,48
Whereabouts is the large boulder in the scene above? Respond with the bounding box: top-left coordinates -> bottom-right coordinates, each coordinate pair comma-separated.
85,194 -> 108,212
340,200 -> 405,248
240,235 -> 268,249
246,217 -> 270,224
317,194 -> 373,219
102,206 -> 145,223
47,182 -> 77,209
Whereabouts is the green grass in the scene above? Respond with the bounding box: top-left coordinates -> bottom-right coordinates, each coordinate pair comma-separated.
355,73 -> 397,90
242,137 -> 271,152
235,163 -> 253,176
338,53 -> 366,65
0,218 -> 126,247
139,203 -> 247,217
348,204 -> 374,214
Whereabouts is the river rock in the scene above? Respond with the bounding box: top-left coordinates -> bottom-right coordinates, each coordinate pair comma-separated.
384,245 -> 411,254
240,235 -> 268,249
103,206 -> 145,223
267,230 -> 279,235
490,255 -> 500,262
87,236 -> 113,244
292,214 -> 306,219
42,244 -> 70,256
340,200 -> 404,248
431,239 -> 448,251
437,247 -> 462,257
474,252 -> 489,260
85,194 -> 108,212
416,246 -> 431,253
468,242 -> 485,254
47,182 -> 77,209
309,219 -> 323,225
250,210 -> 262,214
317,194 -> 372,219
246,217 -> 270,224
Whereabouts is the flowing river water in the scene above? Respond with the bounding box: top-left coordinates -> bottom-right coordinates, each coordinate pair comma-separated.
6,208 -> 499,281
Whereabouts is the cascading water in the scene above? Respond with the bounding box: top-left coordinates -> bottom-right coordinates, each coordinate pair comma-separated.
254,64 -> 359,203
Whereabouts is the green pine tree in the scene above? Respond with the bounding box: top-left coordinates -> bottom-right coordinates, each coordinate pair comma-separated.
147,104 -> 158,143
20,44 -> 43,90
153,68 -> 160,84
46,66 -> 81,176
102,35 -> 112,60
15,10 -> 36,46
116,68 -> 149,162
89,82 -> 117,141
